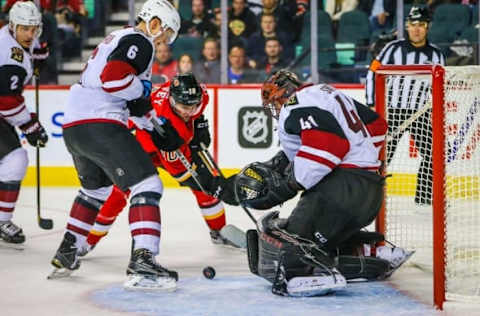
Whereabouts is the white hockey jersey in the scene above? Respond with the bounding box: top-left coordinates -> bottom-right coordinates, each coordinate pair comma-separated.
278,84 -> 387,190
63,27 -> 155,127
0,25 -> 34,126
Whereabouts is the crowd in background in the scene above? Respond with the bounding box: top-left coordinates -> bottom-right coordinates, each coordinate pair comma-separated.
1,0 -> 479,84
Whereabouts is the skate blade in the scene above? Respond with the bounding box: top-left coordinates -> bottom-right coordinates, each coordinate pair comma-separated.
47,267 -> 74,280
219,224 -> 247,249
123,274 -> 177,292
287,275 -> 347,297
0,240 -> 25,251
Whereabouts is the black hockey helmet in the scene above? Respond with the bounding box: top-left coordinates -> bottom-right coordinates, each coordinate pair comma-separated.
169,73 -> 202,106
261,69 -> 302,119
406,6 -> 430,24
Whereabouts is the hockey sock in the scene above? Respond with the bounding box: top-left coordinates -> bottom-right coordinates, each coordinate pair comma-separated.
66,191 -> 104,248
193,190 -> 226,231
87,186 -> 129,246
0,181 -> 21,222
129,192 -> 162,255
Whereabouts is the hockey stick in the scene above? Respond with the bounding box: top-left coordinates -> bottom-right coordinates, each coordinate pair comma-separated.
447,97 -> 479,162
386,102 -> 432,142
150,117 -> 207,193
197,143 -> 258,225
34,71 -> 53,230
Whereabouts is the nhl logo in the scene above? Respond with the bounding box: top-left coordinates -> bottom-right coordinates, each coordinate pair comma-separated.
238,106 -> 272,148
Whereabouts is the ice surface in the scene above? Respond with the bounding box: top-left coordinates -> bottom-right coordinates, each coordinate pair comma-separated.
0,188 -> 452,315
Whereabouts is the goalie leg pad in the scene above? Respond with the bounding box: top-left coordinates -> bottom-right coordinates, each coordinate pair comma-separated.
246,229 -> 259,275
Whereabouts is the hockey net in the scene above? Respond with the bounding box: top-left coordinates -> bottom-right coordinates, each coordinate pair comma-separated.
374,65 -> 480,309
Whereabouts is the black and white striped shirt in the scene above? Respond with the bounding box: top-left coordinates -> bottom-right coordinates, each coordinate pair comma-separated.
365,39 -> 445,109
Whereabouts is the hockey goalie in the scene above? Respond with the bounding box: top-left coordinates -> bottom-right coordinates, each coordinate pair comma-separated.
233,70 -> 413,296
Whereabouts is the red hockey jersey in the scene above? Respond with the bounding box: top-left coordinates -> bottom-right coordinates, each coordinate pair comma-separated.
133,81 -> 209,177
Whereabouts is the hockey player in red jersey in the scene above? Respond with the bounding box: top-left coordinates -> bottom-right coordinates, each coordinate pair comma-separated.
82,73 -> 241,253
49,0 -> 181,291
234,70 -> 412,296
0,1 -> 49,246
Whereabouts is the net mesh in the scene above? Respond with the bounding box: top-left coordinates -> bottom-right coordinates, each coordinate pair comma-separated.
381,66 -> 480,303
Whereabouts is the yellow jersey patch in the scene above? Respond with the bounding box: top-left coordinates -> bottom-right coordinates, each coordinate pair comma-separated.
11,47 -> 24,63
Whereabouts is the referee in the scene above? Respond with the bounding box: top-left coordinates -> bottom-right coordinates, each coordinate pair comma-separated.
365,6 -> 445,206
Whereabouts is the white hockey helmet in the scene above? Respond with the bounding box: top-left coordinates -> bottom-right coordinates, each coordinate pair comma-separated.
137,0 -> 180,44
8,1 -> 43,38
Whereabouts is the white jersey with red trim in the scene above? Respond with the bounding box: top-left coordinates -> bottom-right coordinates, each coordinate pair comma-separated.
278,84 -> 387,190
0,25 -> 34,126
63,27 -> 155,127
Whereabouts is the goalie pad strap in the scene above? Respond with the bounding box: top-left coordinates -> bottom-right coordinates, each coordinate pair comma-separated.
337,255 -> 390,280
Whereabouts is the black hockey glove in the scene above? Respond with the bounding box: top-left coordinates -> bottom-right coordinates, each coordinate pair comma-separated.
190,115 -> 211,153
32,42 -> 49,72
261,150 -> 290,175
149,118 -> 184,152
126,97 -> 152,117
210,175 -> 239,206
19,113 -> 48,147
236,162 -> 299,210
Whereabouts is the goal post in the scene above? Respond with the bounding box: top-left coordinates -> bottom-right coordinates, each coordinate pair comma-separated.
374,65 -> 480,310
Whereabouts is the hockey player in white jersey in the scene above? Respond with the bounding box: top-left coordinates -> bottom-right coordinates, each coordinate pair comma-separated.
0,1 -> 49,247
235,70 -> 412,296
49,0 -> 181,291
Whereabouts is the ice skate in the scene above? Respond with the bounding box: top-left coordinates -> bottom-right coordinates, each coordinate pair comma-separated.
124,248 -> 178,291
48,232 -> 80,279
0,221 -> 25,250
376,245 -> 415,278
210,224 -> 246,249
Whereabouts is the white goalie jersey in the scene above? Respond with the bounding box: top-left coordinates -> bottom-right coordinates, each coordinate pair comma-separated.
278,84 -> 388,190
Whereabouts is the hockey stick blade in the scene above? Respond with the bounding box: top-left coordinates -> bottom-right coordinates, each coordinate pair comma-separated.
39,217 -> 53,230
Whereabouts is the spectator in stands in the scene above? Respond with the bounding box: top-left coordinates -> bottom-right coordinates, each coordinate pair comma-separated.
325,0 -> 359,35
210,7 -> 222,39
227,0 -> 258,46
177,53 -> 194,75
255,37 -> 290,82
227,44 -> 257,83
358,0 -> 396,33
152,42 -> 178,83
259,0 -> 302,42
247,13 -> 293,65
194,37 -> 221,83
179,0 -> 217,38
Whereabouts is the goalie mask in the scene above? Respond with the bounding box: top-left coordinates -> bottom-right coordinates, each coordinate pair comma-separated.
261,69 -> 302,119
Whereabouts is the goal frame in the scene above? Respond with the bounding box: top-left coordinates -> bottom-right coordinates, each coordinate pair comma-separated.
374,64 -> 447,309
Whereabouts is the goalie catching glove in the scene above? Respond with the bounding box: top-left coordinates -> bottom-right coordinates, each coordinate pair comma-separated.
235,162 -> 301,210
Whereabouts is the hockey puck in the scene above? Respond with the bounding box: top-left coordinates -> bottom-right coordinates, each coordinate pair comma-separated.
203,266 -> 216,279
